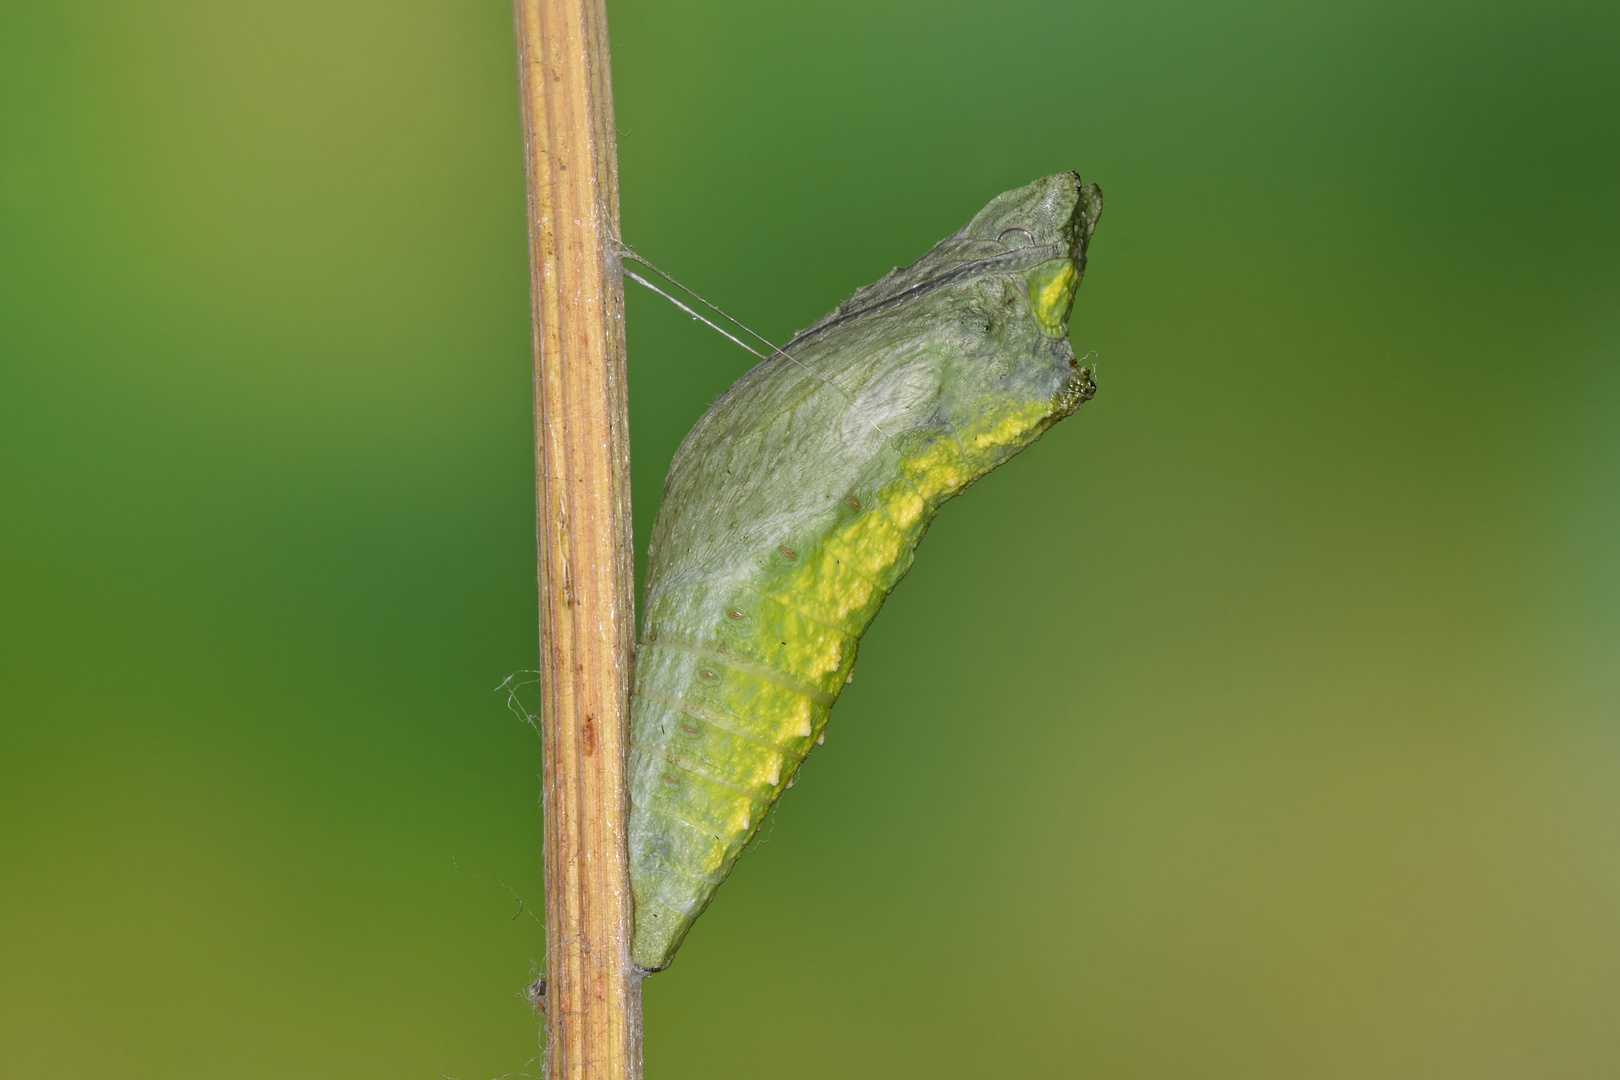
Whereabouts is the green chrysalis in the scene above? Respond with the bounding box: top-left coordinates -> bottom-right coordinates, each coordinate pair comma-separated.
628,173 -> 1103,972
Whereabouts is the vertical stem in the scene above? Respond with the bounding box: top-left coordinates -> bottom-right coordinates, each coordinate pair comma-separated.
513,1 -> 640,1078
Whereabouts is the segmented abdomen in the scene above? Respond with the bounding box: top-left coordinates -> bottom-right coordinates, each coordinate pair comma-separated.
626,436 -> 954,971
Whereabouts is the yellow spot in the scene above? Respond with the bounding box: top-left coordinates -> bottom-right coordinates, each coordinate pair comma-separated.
776,548 -> 876,624
824,508 -> 910,575
970,401 -> 1050,451
725,801 -> 754,838
882,485 -> 926,530
1027,259 -> 1079,338
903,441 -> 969,501
703,664 -> 820,742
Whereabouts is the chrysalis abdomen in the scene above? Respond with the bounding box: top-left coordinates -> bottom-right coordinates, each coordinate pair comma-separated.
628,173 -> 1103,971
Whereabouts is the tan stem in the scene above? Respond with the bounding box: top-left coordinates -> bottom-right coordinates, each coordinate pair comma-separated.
512,0 -> 640,1077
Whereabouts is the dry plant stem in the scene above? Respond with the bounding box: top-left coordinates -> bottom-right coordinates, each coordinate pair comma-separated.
513,0 -> 641,1077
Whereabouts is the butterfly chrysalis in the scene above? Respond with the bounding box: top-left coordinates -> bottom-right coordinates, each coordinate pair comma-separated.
628,173 -> 1103,971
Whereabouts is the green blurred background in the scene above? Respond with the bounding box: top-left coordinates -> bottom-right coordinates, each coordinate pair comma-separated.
2,0 -> 1617,1075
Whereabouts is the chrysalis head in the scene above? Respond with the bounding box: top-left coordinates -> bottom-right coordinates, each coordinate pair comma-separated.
928,173 -> 1103,471
962,171 -> 1100,341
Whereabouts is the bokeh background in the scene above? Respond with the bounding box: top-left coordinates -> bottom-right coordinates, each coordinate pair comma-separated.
3,0 -> 1617,1076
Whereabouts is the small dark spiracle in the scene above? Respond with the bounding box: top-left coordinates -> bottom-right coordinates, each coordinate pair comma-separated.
627,172 -> 1103,972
